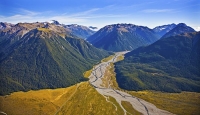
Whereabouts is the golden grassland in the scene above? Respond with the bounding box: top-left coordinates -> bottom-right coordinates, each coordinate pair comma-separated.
37,27 -> 51,33
0,84 -> 77,115
101,55 -> 114,62
0,82 -> 126,115
83,69 -> 93,78
107,96 -> 124,115
101,62 -> 119,89
55,82 -> 124,115
127,91 -> 200,115
121,101 -> 142,115
116,55 -> 124,61
100,54 -> 124,89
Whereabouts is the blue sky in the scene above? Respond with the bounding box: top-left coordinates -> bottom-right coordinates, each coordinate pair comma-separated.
0,0 -> 200,30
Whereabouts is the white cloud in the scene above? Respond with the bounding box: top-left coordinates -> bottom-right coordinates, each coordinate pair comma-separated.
18,9 -> 40,16
195,27 -> 200,31
0,7 -> 127,25
141,9 -> 174,13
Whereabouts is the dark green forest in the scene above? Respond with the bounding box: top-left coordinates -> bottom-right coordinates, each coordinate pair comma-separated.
115,32 -> 200,92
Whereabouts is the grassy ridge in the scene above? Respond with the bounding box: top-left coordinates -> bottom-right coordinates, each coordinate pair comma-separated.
56,82 -> 124,115
0,82 -> 125,115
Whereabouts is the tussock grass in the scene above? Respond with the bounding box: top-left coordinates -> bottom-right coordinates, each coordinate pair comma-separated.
116,55 -> 124,61
83,69 -> 93,78
0,82 -> 125,115
121,101 -> 142,115
107,96 -> 124,115
56,82 -> 124,115
101,55 -> 114,62
37,27 -> 51,33
0,85 -> 77,115
101,62 -> 119,89
128,91 -> 200,115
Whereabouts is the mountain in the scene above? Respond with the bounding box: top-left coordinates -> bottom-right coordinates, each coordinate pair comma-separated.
115,32 -> 200,92
153,23 -> 176,38
64,24 -> 95,39
161,23 -> 196,39
89,26 -> 98,31
87,24 -> 159,52
49,20 -> 60,25
47,20 -> 95,39
0,22 -> 14,30
0,22 -> 111,95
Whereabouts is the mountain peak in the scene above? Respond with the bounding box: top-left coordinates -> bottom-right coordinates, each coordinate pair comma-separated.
49,20 -> 60,25
161,23 -> 196,39
177,23 -> 187,27
153,23 -> 177,38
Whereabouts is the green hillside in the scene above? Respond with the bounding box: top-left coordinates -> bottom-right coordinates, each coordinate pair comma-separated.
0,27 -> 111,95
115,32 -> 200,92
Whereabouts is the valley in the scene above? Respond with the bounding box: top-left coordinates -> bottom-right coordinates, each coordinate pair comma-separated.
1,52 -> 199,115
0,21 -> 199,115
88,52 -> 173,115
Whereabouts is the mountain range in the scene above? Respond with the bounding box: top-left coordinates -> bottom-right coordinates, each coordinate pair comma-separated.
87,24 -> 160,51
0,21 -> 198,95
153,23 -> 176,38
63,24 -> 95,39
48,20 -> 95,39
0,22 -> 111,95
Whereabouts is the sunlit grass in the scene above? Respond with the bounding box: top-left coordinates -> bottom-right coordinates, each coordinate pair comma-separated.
107,96 -> 124,115
101,62 -> 119,89
37,27 -> 51,33
127,91 -> 200,115
0,82 -> 125,115
101,55 -> 114,62
116,55 -> 124,61
56,82 -> 124,115
121,101 -> 142,115
0,84 -> 77,115
83,69 -> 93,78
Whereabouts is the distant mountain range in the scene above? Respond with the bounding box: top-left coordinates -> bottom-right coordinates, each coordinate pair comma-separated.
87,24 -> 159,51
0,22 -> 111,95
115,31 -> 200,92
64,24 -> 95,39
153,23 -> 176,38
87,23 -> 196,52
